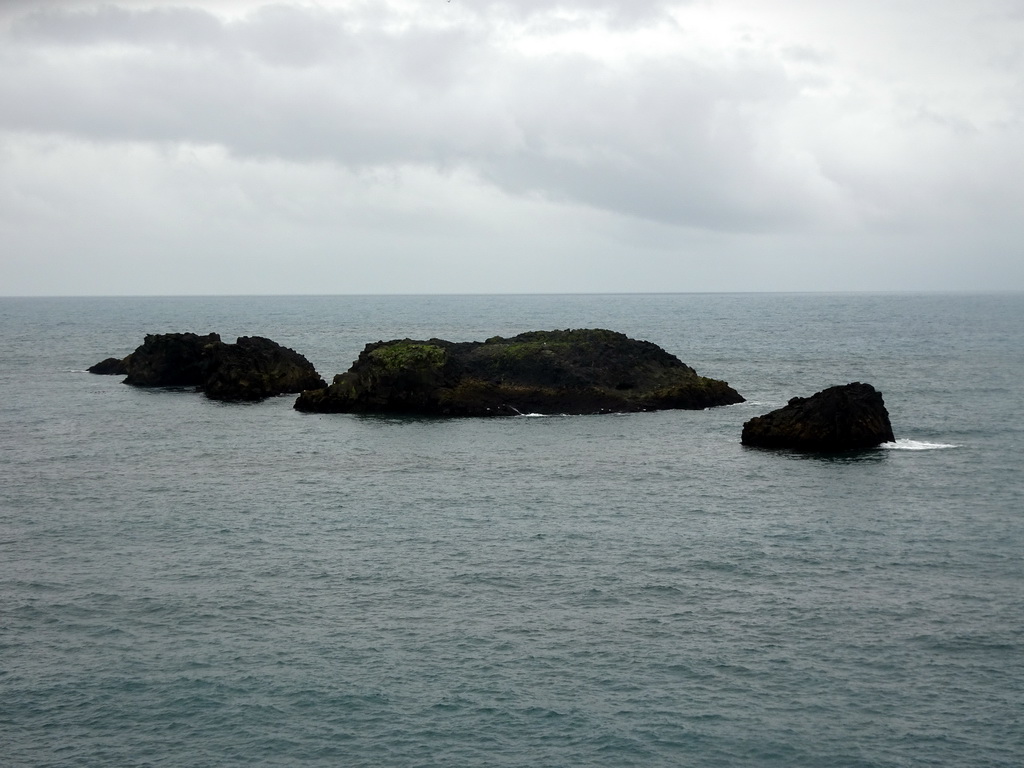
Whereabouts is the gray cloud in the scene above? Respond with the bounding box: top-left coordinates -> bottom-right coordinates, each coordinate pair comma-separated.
1,0 -> 1022,294
10,4 -> 225,48
478,0 -> 678,26
0,2 -> 840,232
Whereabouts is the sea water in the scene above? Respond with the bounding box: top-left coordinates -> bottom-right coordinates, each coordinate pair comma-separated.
2,293 -> 1022,767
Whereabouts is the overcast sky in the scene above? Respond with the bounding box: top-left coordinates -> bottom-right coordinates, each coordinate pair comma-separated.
2,0 -> 1022,295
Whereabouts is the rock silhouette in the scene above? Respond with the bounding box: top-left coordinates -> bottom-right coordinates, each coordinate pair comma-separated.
90,332 -> 325,402
87,357 -> 129,375
295,328 -> 743,416
741,382 -> 895,451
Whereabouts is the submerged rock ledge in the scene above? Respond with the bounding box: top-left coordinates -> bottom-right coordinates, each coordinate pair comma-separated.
294,328 -> 744,416
90,332 -> 325,402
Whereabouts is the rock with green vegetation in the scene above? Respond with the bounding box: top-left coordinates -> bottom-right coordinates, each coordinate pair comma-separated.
294,328 -> 744,416
90,332 -> 325,402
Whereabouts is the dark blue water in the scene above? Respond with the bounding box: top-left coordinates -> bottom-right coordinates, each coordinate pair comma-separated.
2,294 -> 1022,767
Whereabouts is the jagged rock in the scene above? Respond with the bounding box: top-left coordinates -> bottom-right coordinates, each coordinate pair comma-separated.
294,328 -> 744,416
122,332 -> 220,388
204,336 -> 327,402
87,356 -> 130,375
741,382 -> 895,451
90,332 -> 325,402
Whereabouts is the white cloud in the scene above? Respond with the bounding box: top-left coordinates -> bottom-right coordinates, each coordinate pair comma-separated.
1,0 -> 1022,294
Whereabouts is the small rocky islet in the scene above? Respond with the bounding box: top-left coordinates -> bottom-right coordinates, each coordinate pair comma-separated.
88,332 -> 324,402
90,329 -> 896,450
741,382 -> 895,451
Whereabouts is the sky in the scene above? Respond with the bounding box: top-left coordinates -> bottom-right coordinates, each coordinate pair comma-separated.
1,0 -> 1022,295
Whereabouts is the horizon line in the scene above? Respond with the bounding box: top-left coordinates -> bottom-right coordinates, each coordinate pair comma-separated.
3,289 -> 1023,300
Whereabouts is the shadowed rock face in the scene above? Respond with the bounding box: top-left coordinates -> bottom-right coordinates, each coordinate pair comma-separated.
90,332 -> 325,402
122,332 -> 220,388
203,336 -> 327,401
294,328 -> 744,416
741,382 -> 895,451
87,357 -> 130,375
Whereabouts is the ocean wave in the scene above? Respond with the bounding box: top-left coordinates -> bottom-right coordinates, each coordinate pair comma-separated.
881,438 -> 959,451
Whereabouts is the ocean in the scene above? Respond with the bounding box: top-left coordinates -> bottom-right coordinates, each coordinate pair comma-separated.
2,293 -> 1022,767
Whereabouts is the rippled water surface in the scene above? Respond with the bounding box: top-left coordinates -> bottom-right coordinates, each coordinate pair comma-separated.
2,294 -> 1022,767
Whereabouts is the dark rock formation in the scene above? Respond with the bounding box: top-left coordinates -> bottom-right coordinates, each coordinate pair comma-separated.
203,336 -> 327,402
90,332 -> 325,402
122,332 -> 220,388
741,382 -> 895,451
294,328 -> 743,416
87,356 -> 130,375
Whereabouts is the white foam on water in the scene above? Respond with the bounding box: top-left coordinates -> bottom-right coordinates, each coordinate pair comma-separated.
881,439 -> 959,451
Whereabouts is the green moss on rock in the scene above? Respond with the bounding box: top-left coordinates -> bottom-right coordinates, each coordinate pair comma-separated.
367,342 -> 447,372
295,329 -> 743,416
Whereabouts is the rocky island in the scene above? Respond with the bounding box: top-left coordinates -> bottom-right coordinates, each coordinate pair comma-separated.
294,328 -> 743,416
741,382 -> 895,451
89,332 -> 325,402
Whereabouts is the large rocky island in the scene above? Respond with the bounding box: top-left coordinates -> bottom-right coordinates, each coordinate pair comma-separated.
89,332 -> 325,402
294,328 -> 744,416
